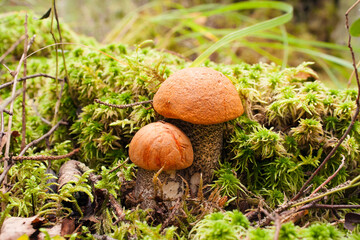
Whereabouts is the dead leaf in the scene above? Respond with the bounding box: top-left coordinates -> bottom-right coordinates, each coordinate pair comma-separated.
345,212 -> 360,231
0,216 -> 41,240
293,70 -> 319,81
60,218 -> 76,236
35,8 -> 52,20
0,131 -> 20,154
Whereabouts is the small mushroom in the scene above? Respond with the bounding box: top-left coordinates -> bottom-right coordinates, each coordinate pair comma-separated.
129,121 -> 194,208
153,67 -> 244,195
129,121 -> 193,171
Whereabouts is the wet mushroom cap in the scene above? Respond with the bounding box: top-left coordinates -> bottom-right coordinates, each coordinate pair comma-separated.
153,67 -> 244,125
129,122 -> 193,171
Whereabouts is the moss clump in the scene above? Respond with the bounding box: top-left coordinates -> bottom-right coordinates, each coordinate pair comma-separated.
2,13 -> 360,239
0,11 -> 96,59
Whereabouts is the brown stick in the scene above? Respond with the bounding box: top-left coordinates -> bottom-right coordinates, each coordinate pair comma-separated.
0,73 -> 65,90
0,160 -> 14,187
273,213 -> 281,240
310,155 -> 345,197
75,161 -> 126,223
0,34 -> 26,63
4,148 -> 80,162
3,34 -> 35,194
17,120 -> 66,157
0,149 -> 79,186
0,112 -> 4,142
109,194 -> 126,224
299,203 -> 360,211
95,99 -> 153,109
21,13 -> 28,151
2,110 -> 12,116
0,63 -> 16,76
292,2 -> 360,201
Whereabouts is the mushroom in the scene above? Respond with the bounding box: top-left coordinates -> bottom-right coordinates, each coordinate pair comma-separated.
153,67 -> 244,195
129,121 -> 194,208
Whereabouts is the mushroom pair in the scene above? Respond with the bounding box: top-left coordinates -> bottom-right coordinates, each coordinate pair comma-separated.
129,67 -> 244,208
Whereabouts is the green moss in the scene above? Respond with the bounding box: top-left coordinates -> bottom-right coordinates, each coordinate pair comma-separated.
0,11 -> 96,58
3,12 -> 360,239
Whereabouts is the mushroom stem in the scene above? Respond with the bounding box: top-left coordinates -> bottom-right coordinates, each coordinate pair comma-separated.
135,168 -> 185,209
134,120 -> 223,209
167,119 -> 223,196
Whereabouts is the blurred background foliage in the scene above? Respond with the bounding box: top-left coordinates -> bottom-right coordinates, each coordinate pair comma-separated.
0,0 -> 359,88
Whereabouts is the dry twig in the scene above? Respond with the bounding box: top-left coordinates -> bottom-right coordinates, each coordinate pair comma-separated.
292,0 -> 360,202
95,99 -> 153,109
0,34 -> 26,63
310,155 -> 345,197
21,13 -> 29,151
0,159 -> 14,187
273,213 -> 281,240
299,203 -> 360,211
0,149 -> 79,186
2,34 -> 35,192
0,73 -> 64,90
75,162 -> 126,223
9,148 -> 80,162
18,120 -> 67,157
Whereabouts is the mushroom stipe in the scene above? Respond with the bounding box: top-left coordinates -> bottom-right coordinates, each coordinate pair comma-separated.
130,67 -> 244,209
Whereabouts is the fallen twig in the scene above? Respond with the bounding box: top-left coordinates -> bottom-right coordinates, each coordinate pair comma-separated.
0,159 -> 14,186
0,34 -> 26,63
75,161 -> 126,223
2,110 -> 12,116
95,99 -> 153,109
273,213 -> 281,240
108,158 -> 129,174
0,149 -> 79,186
4,148 -> 80,162
292,0 -> 360,202
299,203 -> 360,211
259,177 -> 360,226
109,194 -> 126,224
310,155 -> 345,197
21,13 -> 29,151
18,120 -> 67,157
0,63 -> 16,76
3,34 -> 35,191
0,73 -> 65,90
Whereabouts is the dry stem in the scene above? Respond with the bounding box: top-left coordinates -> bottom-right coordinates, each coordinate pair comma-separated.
0,149 -> 79,186
95,99 -> 153,109
18,120 -> 67,157
310,155 -> 345,197
21,13 -> 28,151
75,161 -> 126,223
292,1 -> 360,202
0,34 -> 26,63
7,148 -> 80,162
2,34 -> 35,190
0,73 -> 65,90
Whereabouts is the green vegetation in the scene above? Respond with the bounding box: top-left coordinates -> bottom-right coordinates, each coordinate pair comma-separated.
1,1 -> 360,239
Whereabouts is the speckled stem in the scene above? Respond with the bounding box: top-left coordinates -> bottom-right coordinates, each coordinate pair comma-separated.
134,168 -> 185,209
168,119 -> 223,196
134,119 -> 223,209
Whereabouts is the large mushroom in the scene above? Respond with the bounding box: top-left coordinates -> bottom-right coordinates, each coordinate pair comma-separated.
153,67 -> 244,195
129,121 -> 194,208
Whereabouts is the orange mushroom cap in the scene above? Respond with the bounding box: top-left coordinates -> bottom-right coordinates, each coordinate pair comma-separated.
129,122 -> 193,171
153,67 -> 244,125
